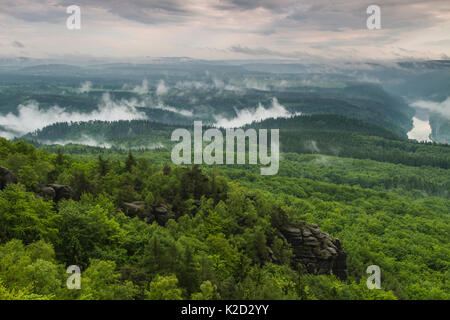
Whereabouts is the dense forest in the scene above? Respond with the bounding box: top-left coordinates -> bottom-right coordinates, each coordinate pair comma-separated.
0,58 -> 449,301
23,115 -> 450,169
2,0 -> 450,304
0,138 -> 448,300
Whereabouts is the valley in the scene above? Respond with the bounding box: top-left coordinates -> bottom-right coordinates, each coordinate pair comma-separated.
0,58 -> 448,300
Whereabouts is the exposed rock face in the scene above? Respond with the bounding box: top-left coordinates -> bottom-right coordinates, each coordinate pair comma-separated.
152,204 -> 175,226
280,224 -> 347,280
123,202 -> 175,226
41,184 -> 74,202
123,201 -> 146,217
40,186 -> 56,199
331,238 -> 347,280
0,166 -> 18,190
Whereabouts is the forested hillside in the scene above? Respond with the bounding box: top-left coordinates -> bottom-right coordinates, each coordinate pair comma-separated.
0,138 -> 448,300
1,58 -> 449,301
23,115 -> 450,169
2,0 -> 450,306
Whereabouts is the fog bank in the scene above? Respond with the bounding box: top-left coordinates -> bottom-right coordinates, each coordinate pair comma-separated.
215,98 -> 300,128
0,93 -> 147,138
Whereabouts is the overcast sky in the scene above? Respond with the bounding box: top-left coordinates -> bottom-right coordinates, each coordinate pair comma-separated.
1,0 -> 449,61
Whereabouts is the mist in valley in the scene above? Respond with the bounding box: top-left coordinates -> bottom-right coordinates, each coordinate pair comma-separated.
0,58 -> 449,145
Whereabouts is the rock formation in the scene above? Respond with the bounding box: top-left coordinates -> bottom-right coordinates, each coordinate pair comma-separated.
40,186 -> 56,199
123,202 -> 175,226
40,184 -> 74,202
0,166 -> 18,190
280,224 -> 347,280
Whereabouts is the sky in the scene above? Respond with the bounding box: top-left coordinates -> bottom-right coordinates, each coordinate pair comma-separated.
1,0 -> 450,61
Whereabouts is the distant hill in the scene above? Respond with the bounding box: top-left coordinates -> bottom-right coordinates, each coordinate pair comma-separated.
247,114 -> 402,140
21,114 -> 450,169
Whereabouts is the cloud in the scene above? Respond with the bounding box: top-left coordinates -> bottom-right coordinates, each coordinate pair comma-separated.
215,0 -> 308,13
12,41 -> 25,48
305,140 -> 321,153
175,81 -> 212,90
242,78 -> 269,91
132,79 -> 149,95
354,74 -> 381,84
46,134 -> 112,148
127,142 -> 165,150
214,97 -> 300,128
79,81 -> 92,93
173,78 -> 240,92
0,93 -> 147,138
0,1 -> 66,23
412,97 -> 450,119
4,0 -> 447,30
152,102 -> 193,117
221,0 -> 447,31
0,130 -> 15,140
59,0 -> 193,25
0,0 -> 192,24
407,117 -> 432,142
230,45 -> 307,59
156,80 -> 169,96
0,0 -> 449,60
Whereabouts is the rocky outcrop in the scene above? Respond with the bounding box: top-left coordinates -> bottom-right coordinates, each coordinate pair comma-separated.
280,224 -> 347,280
40,184 -> 74,202
152,204 -> 175,226
0,166 -> 18,190
331,238 -> 347,280
123,202 -> 175,226
123,201 -> 146,217
40,186 -> 56,199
